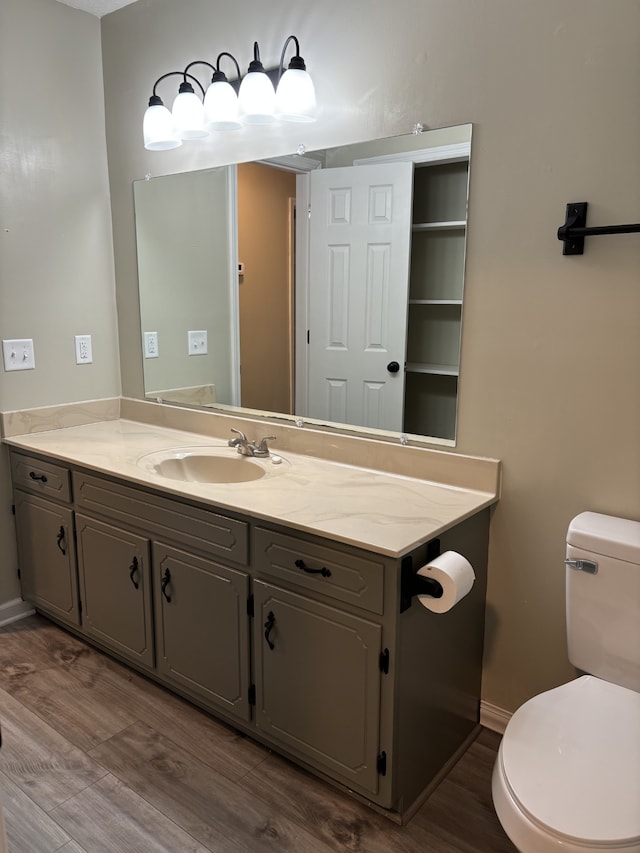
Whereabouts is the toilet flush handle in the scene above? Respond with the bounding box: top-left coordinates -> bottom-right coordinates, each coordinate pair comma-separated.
564,558 -> 598,575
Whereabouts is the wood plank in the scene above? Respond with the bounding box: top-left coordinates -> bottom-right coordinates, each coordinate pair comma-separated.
0,771 -> 71,853
50,773 -> 210,853
0,686 -> 108,812
88,720 -> 338,852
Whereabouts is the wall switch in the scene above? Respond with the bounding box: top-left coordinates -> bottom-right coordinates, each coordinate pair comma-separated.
144,331 -> 159,358
188,330 -> 208,356
75,334 -> 93,364
2,339 -> 35,371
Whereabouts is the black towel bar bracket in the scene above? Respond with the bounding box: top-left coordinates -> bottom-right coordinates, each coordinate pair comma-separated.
557,202 -> 640,255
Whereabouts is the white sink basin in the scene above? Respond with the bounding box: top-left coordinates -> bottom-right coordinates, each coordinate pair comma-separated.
137,446 -> 287,484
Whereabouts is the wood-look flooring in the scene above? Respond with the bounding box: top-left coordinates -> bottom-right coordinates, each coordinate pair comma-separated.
0,614 -> 517,852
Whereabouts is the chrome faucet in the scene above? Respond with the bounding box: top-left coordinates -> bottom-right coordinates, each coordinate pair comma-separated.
228,428 -> 276,458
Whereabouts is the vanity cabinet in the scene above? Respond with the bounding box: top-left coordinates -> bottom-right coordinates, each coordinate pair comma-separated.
75,514 -> 153,668
10,454 -> 80,626
71,469 -> 252,723
252,526 -> 387,796
153,542 -> 251,721
9,447 -> 491,820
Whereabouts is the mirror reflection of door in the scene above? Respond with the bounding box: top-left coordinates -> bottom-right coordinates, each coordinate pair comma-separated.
307,162 -> 413,433
237,162 -> 296,414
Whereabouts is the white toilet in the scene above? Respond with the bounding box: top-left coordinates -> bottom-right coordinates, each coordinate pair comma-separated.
492,512 -> 640,852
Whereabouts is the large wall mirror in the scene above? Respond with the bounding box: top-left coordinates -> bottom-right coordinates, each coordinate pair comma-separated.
134,123 -> 472,444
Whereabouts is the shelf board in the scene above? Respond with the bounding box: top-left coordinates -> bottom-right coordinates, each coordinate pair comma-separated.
412,220 -> 466,232
405,362 -> 460,377
408,299 -> 463,306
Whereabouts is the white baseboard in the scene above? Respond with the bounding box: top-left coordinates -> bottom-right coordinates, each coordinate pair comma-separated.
0,598 -> 35,627
480,700 -> 512,734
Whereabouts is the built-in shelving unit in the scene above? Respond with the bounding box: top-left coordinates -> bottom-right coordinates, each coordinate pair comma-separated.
403,160 -> 470,441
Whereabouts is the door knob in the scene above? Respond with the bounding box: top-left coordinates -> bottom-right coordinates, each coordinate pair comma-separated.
387,361 -> 400,373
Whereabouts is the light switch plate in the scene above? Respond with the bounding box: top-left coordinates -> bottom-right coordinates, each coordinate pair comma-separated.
2,339 -> 35,371
188,330 -> 208,356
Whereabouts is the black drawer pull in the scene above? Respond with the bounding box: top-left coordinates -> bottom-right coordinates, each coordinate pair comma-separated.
161,568 -> 172,603
129,556 -> 140,590
264,610 -> 276,650
56,526 -> 66,556
29,471 -> 48,483
294,558 -> 331,578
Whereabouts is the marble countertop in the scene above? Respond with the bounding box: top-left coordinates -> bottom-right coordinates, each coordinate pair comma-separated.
4,416 -> 498,557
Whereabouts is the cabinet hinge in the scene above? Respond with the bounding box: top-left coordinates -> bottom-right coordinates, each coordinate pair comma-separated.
78,599 -> 82,615
377,751 -> 387,776
379,648 -> 390,674
11,504 -> 15,516
247,594 -> 254,617
16,567 -> 20,580
248,684 -> 256,706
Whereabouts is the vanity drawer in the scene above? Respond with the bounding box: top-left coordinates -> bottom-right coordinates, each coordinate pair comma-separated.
10,452 -> 72,504
253,527 -> 385,614
73,472 -> 249,566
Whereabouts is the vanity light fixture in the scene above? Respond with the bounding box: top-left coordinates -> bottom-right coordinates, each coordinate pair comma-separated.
143,35 -> 316,150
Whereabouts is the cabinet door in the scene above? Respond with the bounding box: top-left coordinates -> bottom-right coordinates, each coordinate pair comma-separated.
253,580 -> 383,796
76,514 -> 153,668
153,543 -> 251,722
14,491 -> 79,625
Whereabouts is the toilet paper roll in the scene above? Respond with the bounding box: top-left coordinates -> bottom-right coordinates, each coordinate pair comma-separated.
417,550 -> 475,613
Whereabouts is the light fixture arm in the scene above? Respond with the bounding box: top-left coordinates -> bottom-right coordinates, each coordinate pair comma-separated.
247,41 -> 265,73
183,60 -> 216,84
278,35 -> 306,79
149,70 -> 205,103
215,52 -> 241,84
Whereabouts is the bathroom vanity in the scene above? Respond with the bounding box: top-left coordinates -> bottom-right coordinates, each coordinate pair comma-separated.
3,400 -> 499,821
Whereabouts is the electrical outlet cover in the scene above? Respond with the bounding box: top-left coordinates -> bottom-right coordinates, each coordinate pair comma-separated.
75,335 -> 93,364
144,331 -> 159,358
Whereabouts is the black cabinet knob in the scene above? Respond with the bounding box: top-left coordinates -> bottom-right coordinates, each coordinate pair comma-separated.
387,361 -> 400,373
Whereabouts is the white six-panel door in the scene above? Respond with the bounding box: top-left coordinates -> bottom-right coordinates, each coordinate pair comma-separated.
307,162 -> 413,432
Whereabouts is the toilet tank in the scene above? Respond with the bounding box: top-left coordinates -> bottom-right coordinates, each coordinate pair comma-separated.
566,512 -> 640,693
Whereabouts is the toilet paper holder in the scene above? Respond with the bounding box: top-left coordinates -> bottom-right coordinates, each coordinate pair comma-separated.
400,538 -> 444,613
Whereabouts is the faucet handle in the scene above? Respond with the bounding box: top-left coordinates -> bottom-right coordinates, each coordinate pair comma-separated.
255,435 -> 277,455
228,428 -> 248,447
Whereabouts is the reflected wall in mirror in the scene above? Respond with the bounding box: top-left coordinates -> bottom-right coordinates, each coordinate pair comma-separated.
135,123 -> 472,443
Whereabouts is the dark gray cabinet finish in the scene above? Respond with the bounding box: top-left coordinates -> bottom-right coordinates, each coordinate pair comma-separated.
14,491 -> 79,625
253,579 -> 383,796
76,513 -> 154,668
9,447 -> 491,821
153,542 -> 251,720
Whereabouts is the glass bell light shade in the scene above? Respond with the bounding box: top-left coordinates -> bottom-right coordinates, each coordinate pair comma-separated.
172,83 -> 208,139
238,70 -> 276,124
204,79 -> 242,131
275,67 -> 316,122
143,99 -> 182,150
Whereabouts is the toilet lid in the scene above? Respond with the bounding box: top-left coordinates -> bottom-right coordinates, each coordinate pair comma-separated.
501,676 -> 640,846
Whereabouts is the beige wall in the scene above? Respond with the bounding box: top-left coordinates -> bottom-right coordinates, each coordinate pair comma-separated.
0,0 -> 119,604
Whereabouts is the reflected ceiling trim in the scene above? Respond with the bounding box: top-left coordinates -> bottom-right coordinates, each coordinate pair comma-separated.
55,0 -> 138,17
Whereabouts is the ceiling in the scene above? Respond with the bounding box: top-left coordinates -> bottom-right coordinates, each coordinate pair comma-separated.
55,0 -> 138,17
